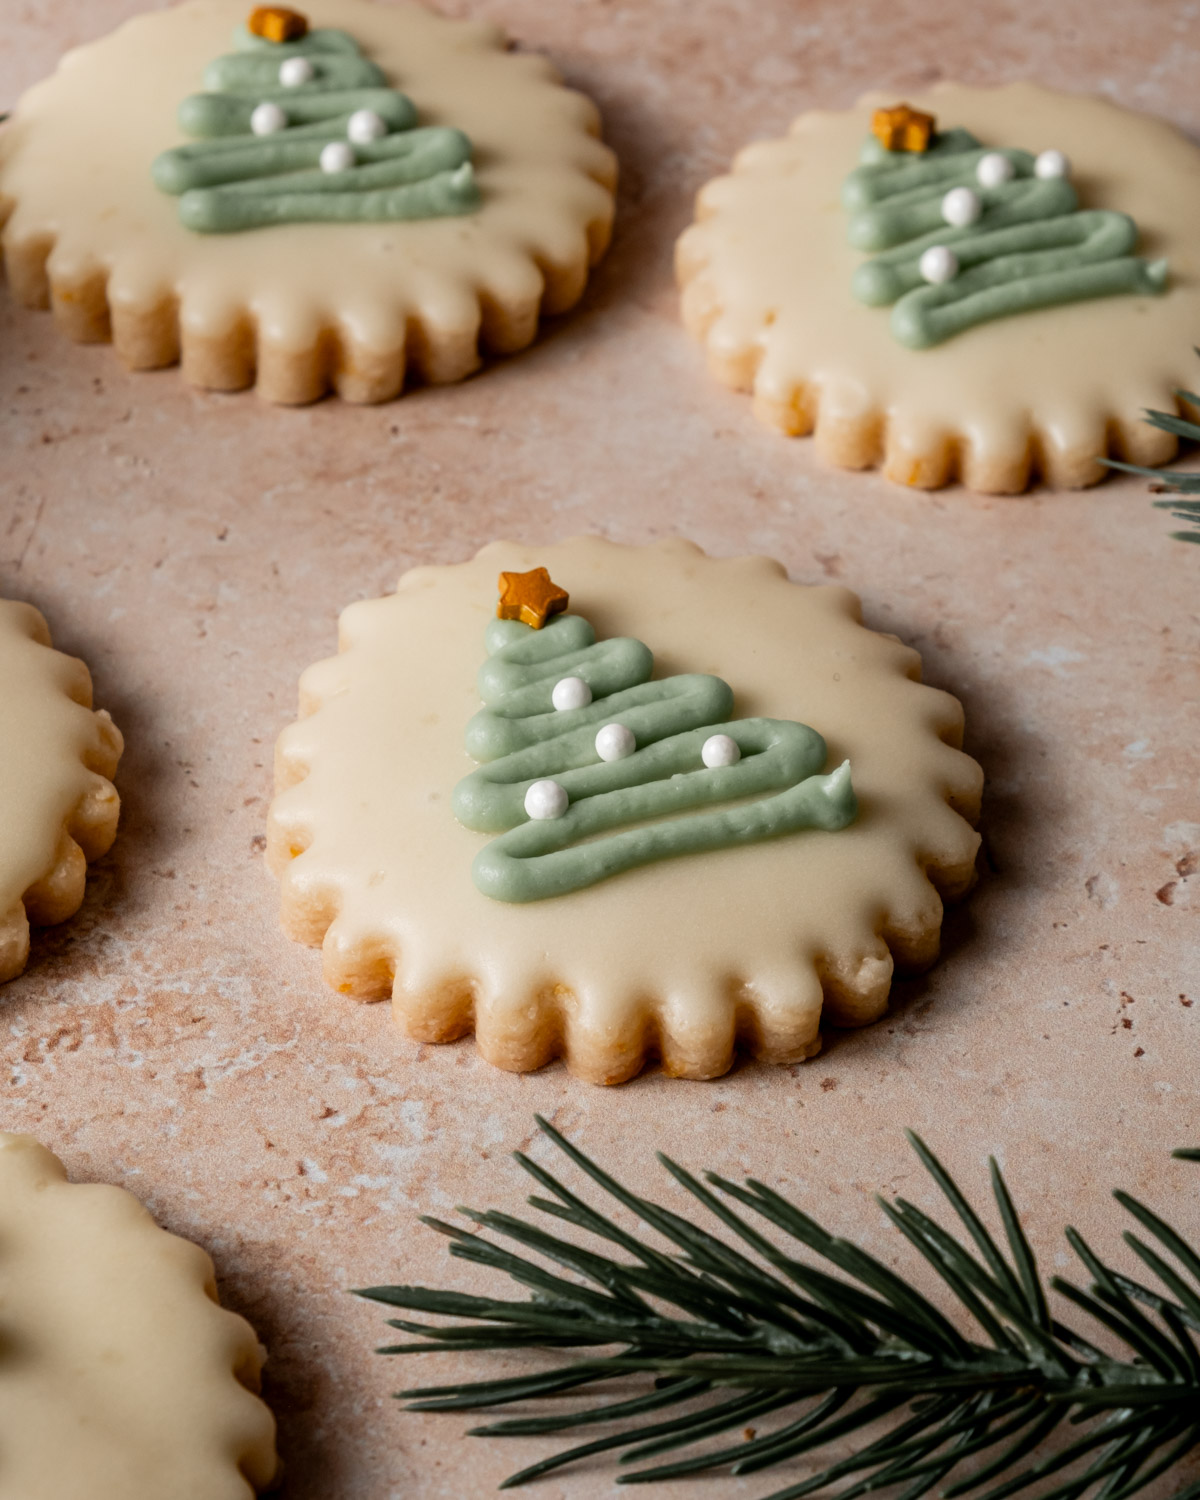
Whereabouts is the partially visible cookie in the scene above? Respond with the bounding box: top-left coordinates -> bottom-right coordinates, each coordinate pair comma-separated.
0,601 -> 123,983
677,83 -> 1198,492
0,1133 -> 279,1500
0,0 -> 617,404
268,537 -> 982,1084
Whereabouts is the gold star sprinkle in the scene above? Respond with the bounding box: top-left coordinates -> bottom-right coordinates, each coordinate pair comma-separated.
248,6 -> 309,42
871,104 -> 936,154
497,568 -> 569,630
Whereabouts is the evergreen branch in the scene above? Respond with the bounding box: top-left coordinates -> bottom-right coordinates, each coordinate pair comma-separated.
358,1121 -> 1200,1497
1101,370 -> 1200,542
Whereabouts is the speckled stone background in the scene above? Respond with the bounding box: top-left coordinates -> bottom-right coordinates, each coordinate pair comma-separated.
2,1 -> 1199,1496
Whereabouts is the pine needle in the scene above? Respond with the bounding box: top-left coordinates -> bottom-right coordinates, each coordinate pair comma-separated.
1102,371 -> 1200,542
356,1120 -> 1200,1496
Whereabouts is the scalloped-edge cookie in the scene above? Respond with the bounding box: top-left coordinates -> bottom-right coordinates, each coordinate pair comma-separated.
0,601 -> 123,983
676,83 -> 1199,493
0,1132 -> 279,1499
0,0 -> 617,404
267,537 -> 983,1084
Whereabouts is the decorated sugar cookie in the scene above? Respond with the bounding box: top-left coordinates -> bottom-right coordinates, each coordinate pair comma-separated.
268,538 -> 982,1084
0,1133 -> 279,1498
677,83 -> 1200,492
0,601 -> 123,984
0,0 -> 616,403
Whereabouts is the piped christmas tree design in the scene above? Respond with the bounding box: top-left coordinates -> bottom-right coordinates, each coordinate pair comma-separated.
453,570 -> 857,903
152,7 -> 478,233
844,108 -> 1167,349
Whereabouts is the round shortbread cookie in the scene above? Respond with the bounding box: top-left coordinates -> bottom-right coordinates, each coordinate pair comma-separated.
0,1133 -> 279,1500
0,601 -> 123,984
0,0 -> 617,404
676,83 -> 1199,493
268,537 -> 983,1084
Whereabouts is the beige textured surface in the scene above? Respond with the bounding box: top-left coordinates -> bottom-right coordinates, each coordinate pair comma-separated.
0,1132 -> 279,1499
0,0 -> 616,402
677,83 -> 1197,492
268,537 -> 981,1082
1,0 -> 1199,1496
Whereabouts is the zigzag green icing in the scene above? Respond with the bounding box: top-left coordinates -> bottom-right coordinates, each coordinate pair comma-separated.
454,614 -> 857,903
152,26 -> 478,232
844,128 -> 1166,349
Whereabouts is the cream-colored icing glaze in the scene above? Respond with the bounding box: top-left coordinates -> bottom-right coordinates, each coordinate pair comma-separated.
0,0 -> 616,355
269,538 -> 983,1080
0,1133 -> 278,1500
0,600 -> 119,922
676,84 -> 1200,484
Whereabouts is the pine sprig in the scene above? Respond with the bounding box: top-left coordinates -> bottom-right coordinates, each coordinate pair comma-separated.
1103,377 -> 1200,543
357,1121 -> 1200,1499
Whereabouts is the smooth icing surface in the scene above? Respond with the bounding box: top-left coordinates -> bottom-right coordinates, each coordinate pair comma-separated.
269,538 -> 983,1080
845,129 -> 1165,348
677,83 -> 1200,485
455,612 -> 857,902
0,600 -> 120,941
0,1133 -> 278,1499
154,26 -> 479,232
0,0 -> 615,359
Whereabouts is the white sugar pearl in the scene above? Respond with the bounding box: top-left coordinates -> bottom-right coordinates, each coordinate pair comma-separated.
551,676 -> 592,712
279,56 -> 314,87
524,779 -> 568,821
701,733 -> 741,769
941,186 -> 982,228
1035,148 -> 1070,180
976,151 -> 1014,188
919,244 -> 959,285
319,141 -> 355,174
250,101 -> 287,136
595,723 -> 636,762
347,108 -> 387,144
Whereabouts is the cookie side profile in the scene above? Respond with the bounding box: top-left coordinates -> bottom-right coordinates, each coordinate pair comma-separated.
677,83 -> 1197,492
268,537 -> 983,1084
0,1133 -> 279,1500
0,0 -> 617,403
0,601 -> 123,983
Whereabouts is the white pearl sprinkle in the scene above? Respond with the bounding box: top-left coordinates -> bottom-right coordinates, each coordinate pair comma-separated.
347,108 -> 387,144
319,141 -> 356,174
524,779 -> 568,821
919,244 -> 959,285
941,185 -> 982,228
278,56 -> 314,87
551,676 -> 592,712
595,723 -> 636,762
250,101 -> 288,137
701,734 -> 741,769
1034,148 -> 1070,180
976,151 -> 1014,188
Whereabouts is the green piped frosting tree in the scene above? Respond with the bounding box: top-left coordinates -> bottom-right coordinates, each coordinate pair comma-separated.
152,22 -> 478,232
453,607 -> 856,902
